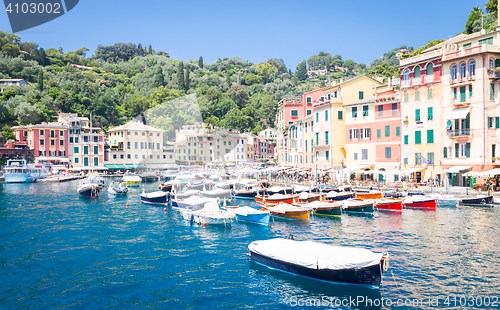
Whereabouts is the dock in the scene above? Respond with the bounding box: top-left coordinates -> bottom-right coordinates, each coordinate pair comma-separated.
36,175 -> 85,183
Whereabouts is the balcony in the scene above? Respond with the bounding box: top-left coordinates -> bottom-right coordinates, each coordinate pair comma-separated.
424,75 -> 434,84
447,128 -> 471,137
489,70 -> 500,79
401,80 -> 410,88
400,49 -> 442,66
313,140 -> 330,148
450,97 -> 471,107
412,78 -> 421,86
444,44 -> 497,62
329,97 -> 342,103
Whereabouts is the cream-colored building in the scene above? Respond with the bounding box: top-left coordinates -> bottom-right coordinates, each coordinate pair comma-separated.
106,121 -> 165,166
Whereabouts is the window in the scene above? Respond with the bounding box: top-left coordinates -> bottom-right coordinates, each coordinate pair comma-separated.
496,117 -> 500,128
74,147 -> 79,153
415,90 -> 420,101
354,153 -> 358,160
325,132 -> 329,145
392,103 -> 397,115
51,140 -> 55,146
469,85 -> 473,97
404,135 -> 408,145
74,137 -> 78,143
349,129 -> 359,140
404,93 -> 408,103
50,130 -> 55,138
459,86 -> 466,103
83,146 -> 88,155
338,111 -> 343,119
414,66 -> 420,79
362,105 -> 368,116
415,109 -> 420,121
427,88 -> 433,99
415,131 -> 421,144
463,43 -> 471,49
404,69 -> 410,81
378,105 -> 383,116
385,125 -> 390,137
396,127 -> 400,137
426,62 -> 433,76
443,147 -> 448,159
427,130 -> 434,143
385,147 -> 391,159
352,107 -> 357,118
305,122 -> 307,132
377,129 -> 381,138
325,110 -> 328,121
40,139 -> 44,145
415,153 -> 422,165
428,152 -> 434,164
361,149 -> 368,160
69,137 -> 73,143
359,91 -> 364,100
291,110 -> 298,117
306,97 -> 311,103
489,117 -> 493,128
83,135 -> 88,142
326,151 -> 329,161
491,83 -> 495,101
40,130 -> 44,136
404,158 -> 408,164
469,60 -> 475,77
316,133 -> 319,145
428,107 -> 433,120
362,128 -> 371,139
60,140 -> 64,146
450,64 -> 457,80
479,37 -> 493,45
307,110 -> 312,115
316,113 -> 319,122
493,144 -> 496,158
454,87 -> 457,99
459,62 -> 466,78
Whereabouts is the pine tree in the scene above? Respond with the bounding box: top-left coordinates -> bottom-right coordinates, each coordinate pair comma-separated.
138,43 -> 143,56
37,69 -> 44,92
296,61 -> 307,81
198,56 -> 203,69
148,44 -> 153,55
154,67 -> 164,88
177,61 -> 185,91
226,71 -> 231,86
184,66 -> 190,91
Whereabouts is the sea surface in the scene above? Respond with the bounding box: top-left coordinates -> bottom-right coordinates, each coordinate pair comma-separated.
1,180 -> 499,309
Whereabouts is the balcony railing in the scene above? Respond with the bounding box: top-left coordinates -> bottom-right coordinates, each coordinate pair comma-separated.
399,49 -> 442,66
489,70 -> 500,79
313,140 -> 330,148
401,80 -> 410,88
447,128 -> 471,137
424,75 -> 434,83
412,78 -> 421,86
450,97 -> 471,106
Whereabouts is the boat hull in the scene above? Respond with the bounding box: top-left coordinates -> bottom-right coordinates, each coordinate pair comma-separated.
403,198 -> 436,209
263,208 -> 309,221
374,199 -> 403,211
325,192 -> 355,201
4,174 -> 35,183
459,195 -> 494,206
140,192 -> 169,205
235,212 -> 270,225
355,192 -> 383,199
313,206 -> 342,216
78,186 -> 100,198
256,194 -> 299,205
249,251 -> 383,286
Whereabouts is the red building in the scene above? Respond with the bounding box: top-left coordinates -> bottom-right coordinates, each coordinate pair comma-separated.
13,123 -> 69,164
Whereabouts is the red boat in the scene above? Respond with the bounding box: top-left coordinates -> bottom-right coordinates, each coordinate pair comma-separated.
374,198 -> 403,211
255,194 -> 299,205
402,196 -> 437,210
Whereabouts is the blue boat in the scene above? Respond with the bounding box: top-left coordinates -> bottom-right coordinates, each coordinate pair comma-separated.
233,206 -> 270,225
325,191 -> 355,201
3,159 -> 49,183
140,191 -> 169,205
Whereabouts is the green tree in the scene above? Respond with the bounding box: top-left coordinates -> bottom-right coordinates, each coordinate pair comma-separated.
150,86 -> 181,108
2,43 -> 19,57
465,7 -> 483,34
296,61 -> 307,81
185,66 -> 190,91
154,67 -> 164,88
177,61 -> 185,91
1,125 -> 15,141
227,85 -> 250,109
198,56 -> 204,69
486,0 -> 498,13
205,115 -> 219,129
37,69 -> 44,92
256,62 -> 278,83
56,90 -> 74,112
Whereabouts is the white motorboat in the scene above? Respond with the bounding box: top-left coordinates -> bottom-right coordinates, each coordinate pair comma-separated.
108,181 -> 128,195
172,196 -> 219,211
121,172 -> 141,187
182,200 -> 234,225
3,159 -> 50,183
200,188 -> 232,200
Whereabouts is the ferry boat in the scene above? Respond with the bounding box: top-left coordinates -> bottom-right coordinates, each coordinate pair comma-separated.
3,159 -> 50,183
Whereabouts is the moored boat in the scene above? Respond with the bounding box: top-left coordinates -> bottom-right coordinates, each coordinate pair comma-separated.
256,193 -> 299,205
172,196 -> 219,211
427,193 -> 460,207
233,206 -> 270,225
248,238 -> 389,286
300,201 -> 342,216
77,183 -> 101,198
121,172 -> 141,187
325,191 -> 355,201
297,192 -> 323,203
263,203 -> 309,221
459,195 -> 494,206
159,180 -> 183,192
200,188 -> 232,201
108,181 -> 128,195
355,191 -> 383,199
140,191 -> 169,205
373,198 -> 403,211
3,159 -> 50,183
182,201 -> 234,225
342,198 -> 375,213
402,196 -> 437,209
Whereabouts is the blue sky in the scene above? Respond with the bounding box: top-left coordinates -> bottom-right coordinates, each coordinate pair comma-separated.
0,0 -> 488,69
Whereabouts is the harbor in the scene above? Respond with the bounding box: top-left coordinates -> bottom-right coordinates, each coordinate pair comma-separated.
1,177 -> 499,309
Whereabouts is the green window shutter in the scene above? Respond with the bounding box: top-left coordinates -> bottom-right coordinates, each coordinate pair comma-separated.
415,131 -> 421,144
443,147 -> 447,159
377,129 -> 381,138
463,43 -> 471,49
404,93 -> 408,103
404,158 -> 408,164
325,110 -> 328,121
469,85 -> 473,97
428,107 -> 433,120
491,83 -> 495,101
363,105 -> 368,116
94,146 -> 98,155
427,88 -> 433,99
305,140 -> 307,152
359,91 -> 364,100
427,130 -> 434,143
466,143 -> 471,158
307,97 -> 311,103
74,147 -> 79,154
415,91 -> 420,101
84,157 -> 88,166
316,113 -> 318,122
385,147 -> 391,158
454,88 -> 457,99
460,86 -> 466,102
385,125 -> 390,137
325,132 -> 329,145
415,109 -> 420,121
415,66 -> 420,78
396,127 -> 400,136
338,111 -> 343,119
489,117 -> 493,128
496,117 -> 499,128
84,146 -> 88,155
326,151 -> 329,160
428,152 -> 434,164
404,135 -> 408,145
455,143 -> 459,158
94,157 -> 98,167
316,133 -> 319,145
352,107 -> 357,118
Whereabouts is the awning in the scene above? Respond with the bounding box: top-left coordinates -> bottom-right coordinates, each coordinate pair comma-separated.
443,166 -> 472,173
339,145 -> 347,159
447,107 -> 472,120
481,168 -> 500,176
124,163 -> 147,169
104,164 -> 127,170
403,167 -> 426,175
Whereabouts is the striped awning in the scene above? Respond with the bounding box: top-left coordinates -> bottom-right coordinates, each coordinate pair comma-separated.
104,164 -> 127,170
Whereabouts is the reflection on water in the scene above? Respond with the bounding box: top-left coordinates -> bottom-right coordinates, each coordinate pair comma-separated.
0,180 -> 499,309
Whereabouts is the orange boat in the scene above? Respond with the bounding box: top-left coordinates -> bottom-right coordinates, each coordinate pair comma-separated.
262,203 -> 310,221
255,194 -> 299,205
355,191 -> 383,199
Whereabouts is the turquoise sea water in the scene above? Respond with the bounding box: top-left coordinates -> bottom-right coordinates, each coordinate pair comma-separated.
1,180 -> 500,309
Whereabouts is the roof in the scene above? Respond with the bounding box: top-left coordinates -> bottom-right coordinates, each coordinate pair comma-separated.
345,96 -> 377,107
108,121 -> 164,133
0,79 -> 26,82
324,75 -> 383,91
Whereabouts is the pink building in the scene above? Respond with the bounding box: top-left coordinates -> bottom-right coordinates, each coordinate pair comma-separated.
13,123 -> 69,164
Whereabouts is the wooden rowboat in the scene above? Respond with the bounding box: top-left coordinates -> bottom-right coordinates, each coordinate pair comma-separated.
262,203 -> 309,221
